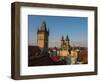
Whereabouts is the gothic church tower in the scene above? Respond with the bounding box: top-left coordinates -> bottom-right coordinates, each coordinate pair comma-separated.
61,35 -> 70,50
60,35 -> 71,56
66,35 -> 70,50
37,21 -> 49,50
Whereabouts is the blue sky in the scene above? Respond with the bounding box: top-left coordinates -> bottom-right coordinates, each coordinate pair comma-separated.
28,15 -> 88,47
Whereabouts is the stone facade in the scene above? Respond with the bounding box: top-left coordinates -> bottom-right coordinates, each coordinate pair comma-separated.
37,21 -> 49,50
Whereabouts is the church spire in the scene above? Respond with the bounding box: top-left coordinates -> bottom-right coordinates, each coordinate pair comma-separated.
37,27 -> 40,32
66,35 -> 70,41
61,35 -> 64,41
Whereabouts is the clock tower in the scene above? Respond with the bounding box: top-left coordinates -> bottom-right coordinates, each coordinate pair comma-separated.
37,21 -> 49,50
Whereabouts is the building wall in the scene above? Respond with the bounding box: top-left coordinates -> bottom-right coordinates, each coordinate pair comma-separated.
59,50 -> 69,56
37,32 -> 48,49
71,50 -> 78,58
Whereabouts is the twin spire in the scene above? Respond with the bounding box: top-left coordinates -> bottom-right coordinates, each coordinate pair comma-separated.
61,35 -> 70,41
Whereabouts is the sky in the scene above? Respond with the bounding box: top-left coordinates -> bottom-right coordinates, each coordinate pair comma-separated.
28,15 -> 88,47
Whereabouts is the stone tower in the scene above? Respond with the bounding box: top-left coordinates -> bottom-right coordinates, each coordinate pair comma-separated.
37,21 -> 49,50
66,35 -> 70,50
61,35 -> 66,50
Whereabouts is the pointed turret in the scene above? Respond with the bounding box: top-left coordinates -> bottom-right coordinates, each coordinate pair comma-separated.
66,35 -> 70,41
37,27 -> 40,33
65,35 -> 70,50
39,21 -> 47,31
61,35 -> 64,41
